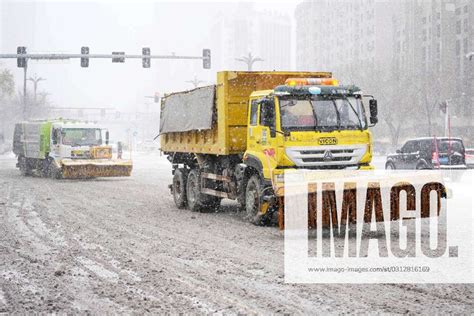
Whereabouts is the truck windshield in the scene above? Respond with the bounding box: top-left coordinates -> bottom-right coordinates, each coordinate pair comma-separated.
62,128 -> 102,146
279,96 -> 367,131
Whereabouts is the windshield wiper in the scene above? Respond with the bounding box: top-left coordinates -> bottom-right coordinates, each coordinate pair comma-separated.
305,98 -> 319,131
309,99 -> 340,131
341,96 -> 363,131
330,99 -> 341,130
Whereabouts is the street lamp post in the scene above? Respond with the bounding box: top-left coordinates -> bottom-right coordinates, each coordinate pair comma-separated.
185,76 -> 205,88
22,62 -> 27,120
235,52 -> 264,71
27,74 -> 46,105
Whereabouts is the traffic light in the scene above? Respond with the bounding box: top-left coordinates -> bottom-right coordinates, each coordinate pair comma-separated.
112,52 -> 125,63
142,47 -> 151,68
202,49 -> 211,69
439,101 -> 448,114
81,46 -> 89,67
17,46 -> 27,68
154,92 -> 160,103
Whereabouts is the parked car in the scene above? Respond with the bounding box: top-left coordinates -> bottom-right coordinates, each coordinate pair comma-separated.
0,133 -> 4,154
466,148 -> 474,169
385,137 -> 467,170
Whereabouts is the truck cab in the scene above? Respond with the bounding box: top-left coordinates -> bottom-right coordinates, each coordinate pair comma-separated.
50,121 -> 110,160
244,78 -> 377,185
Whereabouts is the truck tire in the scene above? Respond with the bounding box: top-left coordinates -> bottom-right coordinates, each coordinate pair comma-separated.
236,174 -> 248,211
245,174 -> 267,225
18,157 -> 32,176
172,168 -> 188,209
186,169 -> 205,212
385,162 -> 396,170
186,169 -> 221,212
46,159 -> 63,179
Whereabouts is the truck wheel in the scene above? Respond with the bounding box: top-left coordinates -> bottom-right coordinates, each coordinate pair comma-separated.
46,160 -> 63,179
172,168 -> 188,209
385,162 -> 396,170
186,169 -> 222,213
19,157 -> 32,176
245,174 -> 266,225
236,175 -> 248,211
186,169 -> 205,212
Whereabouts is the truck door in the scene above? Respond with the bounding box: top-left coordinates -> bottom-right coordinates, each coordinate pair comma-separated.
258,98 -> 278,174
246,97 -> 278,178
247,99 -> 260,152
51,128 -> 62,157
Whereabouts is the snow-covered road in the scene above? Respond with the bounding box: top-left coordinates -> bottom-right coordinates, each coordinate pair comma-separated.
0,153 -> 472,313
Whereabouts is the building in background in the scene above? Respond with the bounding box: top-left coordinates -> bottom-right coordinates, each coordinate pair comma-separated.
454,0 -> 473,126
392,0 -> 473,141
295,0 -> 395,82
295,0 -> 473,146
0,1 -> 3,52
209,3 -> 291,71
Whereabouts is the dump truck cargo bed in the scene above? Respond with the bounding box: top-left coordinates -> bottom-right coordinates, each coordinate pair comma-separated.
160,71 -> 332,155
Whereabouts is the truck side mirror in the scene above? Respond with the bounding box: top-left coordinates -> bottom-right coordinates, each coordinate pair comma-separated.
105,131 -> 109,145
268,127 -> 277,138
369,99 -> 378,125
261,100 -> 276,137
261,113 -> 273,127
52,129 -> 59,145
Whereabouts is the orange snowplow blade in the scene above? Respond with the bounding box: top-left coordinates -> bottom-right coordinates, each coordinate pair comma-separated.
274,172 -> 446,230
61,159 -> 132,179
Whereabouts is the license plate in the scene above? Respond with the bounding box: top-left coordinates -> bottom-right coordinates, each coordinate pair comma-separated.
439,157 -> 449,164
318,137 -> 338,145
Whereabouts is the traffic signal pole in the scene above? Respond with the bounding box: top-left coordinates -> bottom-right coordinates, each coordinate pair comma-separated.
23,62 -> 27,120
0,52 -> 210,63
0,47 -> 211,120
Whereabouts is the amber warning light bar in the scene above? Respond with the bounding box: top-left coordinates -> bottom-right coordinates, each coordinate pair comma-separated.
285,78 -> 340,87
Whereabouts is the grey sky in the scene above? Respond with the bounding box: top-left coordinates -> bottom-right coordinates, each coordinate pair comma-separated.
0,0 -> 299,111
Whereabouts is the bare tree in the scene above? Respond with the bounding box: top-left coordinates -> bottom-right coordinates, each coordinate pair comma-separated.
0,68 -> 14,100
0,67 -> 19,139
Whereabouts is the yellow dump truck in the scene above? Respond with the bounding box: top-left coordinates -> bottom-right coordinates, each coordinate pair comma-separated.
13,119 -> 132,179
160,71 -> 379,226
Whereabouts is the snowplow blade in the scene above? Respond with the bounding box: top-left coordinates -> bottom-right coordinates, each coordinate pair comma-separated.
274,171 -> 446,230
61,159 -> 133,179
